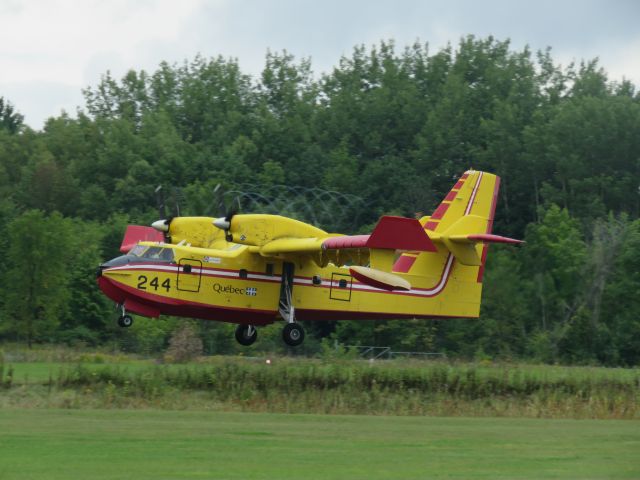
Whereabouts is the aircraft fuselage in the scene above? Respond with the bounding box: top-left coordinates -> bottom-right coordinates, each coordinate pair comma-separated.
97,242 -> 481,326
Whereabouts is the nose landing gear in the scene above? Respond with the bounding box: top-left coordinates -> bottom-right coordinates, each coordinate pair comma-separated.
118,314 -> 134,328
116,304 -> 134,328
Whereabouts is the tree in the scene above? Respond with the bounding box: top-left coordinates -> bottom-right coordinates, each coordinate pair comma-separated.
521,205 -> 587,360
2,211 -> 72,346
58,220 -> 112,345
475,250 -> 529,358
0,39 -> 638,364
600,219 -> 640,365
0,97 -> 24,134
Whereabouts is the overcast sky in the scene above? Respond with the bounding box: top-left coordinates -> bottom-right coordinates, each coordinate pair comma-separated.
2,0 -> 639,129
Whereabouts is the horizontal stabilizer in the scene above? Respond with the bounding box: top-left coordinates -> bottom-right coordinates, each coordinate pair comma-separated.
429,215 -> 523,266
443,241 -> 483,266
460,233 -> 524,244
349,266 -> 411,291
120,225 -> 164,253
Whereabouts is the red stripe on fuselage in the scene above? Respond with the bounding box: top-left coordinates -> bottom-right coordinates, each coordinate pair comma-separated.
423,221 -> 439,230
444,191 -> 457,201
97,275 -> 277,325
392,254 -> 417,273
106,262 -> 281,284
296,309 -> 476,321
431,202 -> 450,219
291,255 -> 454,298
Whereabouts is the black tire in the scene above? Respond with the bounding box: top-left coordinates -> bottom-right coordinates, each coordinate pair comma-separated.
119,314 -> 133,328
235,324 -> 257,346
282,323 -> 305,346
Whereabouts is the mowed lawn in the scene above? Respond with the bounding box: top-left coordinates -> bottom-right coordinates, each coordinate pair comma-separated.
0,409 -> 638,479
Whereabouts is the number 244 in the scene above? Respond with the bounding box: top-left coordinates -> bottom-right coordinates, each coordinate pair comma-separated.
137,275 -> 171,292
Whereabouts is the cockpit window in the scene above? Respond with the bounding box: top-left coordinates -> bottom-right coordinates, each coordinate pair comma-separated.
129,245 -> 147,257
141,246 -> 174,262
142,247 -> 163,259
128,245 -> 174,262
158,248 -> 175,262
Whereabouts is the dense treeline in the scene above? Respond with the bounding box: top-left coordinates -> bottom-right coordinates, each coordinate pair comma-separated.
0,36 -> 639,365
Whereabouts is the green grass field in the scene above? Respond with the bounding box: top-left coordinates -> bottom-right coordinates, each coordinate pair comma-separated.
0,409 -> 638,479
1,351 -> 639,478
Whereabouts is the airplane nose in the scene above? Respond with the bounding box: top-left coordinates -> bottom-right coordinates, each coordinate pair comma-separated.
96,262 -> 109,278
97,255 -> 131,278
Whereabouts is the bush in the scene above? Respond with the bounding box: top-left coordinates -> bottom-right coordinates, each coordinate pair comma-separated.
164,322 -> 203,363
0,351 -> 13,388
56,326 -> 100,348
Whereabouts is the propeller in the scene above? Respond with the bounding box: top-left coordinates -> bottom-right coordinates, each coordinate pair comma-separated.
152,185 -> 179,241
155,185 -> 166,219
151,218 -> 172,233
213,206 -> 237,242
213,194 -> 240,242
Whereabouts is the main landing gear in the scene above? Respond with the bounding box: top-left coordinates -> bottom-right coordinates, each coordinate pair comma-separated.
233,322 -> 305,347
282,323 -> 304,347
279,262 -> 305,347
234,261 -> 305,347
235,324 -> 257,346
116,304 -> 134,328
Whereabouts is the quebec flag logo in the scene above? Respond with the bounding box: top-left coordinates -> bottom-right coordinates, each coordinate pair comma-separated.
246,287 -> 257,296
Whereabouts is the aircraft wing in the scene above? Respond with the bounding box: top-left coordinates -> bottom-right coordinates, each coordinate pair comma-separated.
258,237 -> 326,254
255,216 -> 437,257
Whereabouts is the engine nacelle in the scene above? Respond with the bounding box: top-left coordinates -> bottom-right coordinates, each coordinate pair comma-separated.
156,217 -> 225,248
224,214 -> 328,247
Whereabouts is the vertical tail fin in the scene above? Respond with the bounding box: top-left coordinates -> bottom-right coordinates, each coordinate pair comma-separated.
422,170 -> 499,234
393,170 -> 503,280
387,170 -> 521,319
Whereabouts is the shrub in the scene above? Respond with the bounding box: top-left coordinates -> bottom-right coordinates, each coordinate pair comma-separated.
164,323 -> 203,363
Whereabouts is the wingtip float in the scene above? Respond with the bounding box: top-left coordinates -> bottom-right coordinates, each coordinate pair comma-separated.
98,170 -> 522,347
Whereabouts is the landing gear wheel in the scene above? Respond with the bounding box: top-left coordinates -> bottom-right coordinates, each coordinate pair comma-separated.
235,324 -> 257,346
118,314 -> 134,328
282,323 -> 305,347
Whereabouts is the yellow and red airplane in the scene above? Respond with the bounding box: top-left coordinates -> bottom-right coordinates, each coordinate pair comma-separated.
97,170 -> 521,346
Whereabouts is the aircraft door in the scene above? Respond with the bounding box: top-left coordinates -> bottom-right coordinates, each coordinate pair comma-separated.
330,273 -> 352,301
177,258 -> 202,292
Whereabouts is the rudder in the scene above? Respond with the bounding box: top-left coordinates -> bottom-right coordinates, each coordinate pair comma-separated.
393,170 -> 503,279
423,170 -> 499,234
